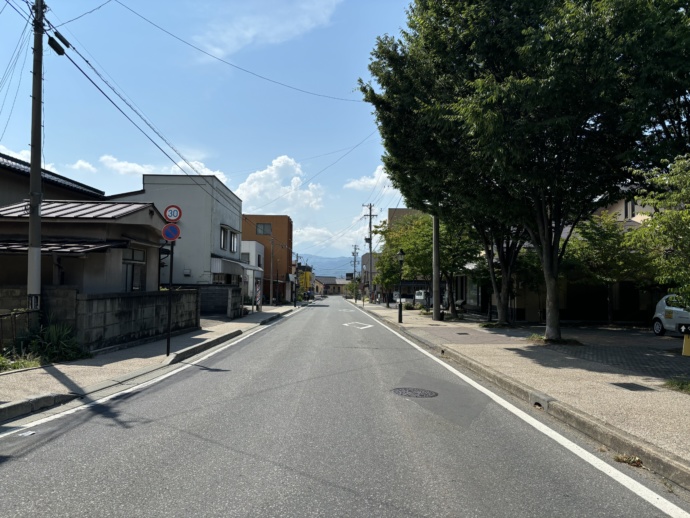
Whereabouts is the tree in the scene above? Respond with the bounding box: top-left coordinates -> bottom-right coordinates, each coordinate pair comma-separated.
362,0 -> 690,338
566,211 -> 653,323
633,155 -> 690,301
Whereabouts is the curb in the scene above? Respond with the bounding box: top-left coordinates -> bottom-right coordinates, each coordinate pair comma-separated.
365,307 -> 690,491
0,393 -> 77,423
0,310 -> 293,424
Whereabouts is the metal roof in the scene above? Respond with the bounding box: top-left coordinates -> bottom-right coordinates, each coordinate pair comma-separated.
0,200 -> 156,219
0,239 -> 128,254
0,152 -> 105,198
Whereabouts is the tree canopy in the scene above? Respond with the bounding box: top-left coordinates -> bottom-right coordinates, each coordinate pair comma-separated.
362,0 -> 690,338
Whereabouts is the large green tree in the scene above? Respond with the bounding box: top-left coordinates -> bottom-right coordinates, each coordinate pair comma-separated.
566,211 -> 653,323
362,0 -> 690,338
633,155 -> 690,300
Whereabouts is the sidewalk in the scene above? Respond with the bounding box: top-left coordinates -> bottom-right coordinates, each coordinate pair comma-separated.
0,305 -> 295,423
356,301 -> 690,490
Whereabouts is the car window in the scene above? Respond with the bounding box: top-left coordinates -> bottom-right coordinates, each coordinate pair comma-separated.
666,296 -> 681,308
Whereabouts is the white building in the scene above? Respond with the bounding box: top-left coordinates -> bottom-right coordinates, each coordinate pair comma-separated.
241,240 -> 265,310
111,175 -> 251,314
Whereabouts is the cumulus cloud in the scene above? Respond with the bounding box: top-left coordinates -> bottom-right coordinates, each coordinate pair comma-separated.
236,155 -> 324,212
168,160 -> 228,183
100,155 -> 158,176
69,159 -> 97,173
344,165 -> 390,191
0,145 -> 29,162
196,0 -> 343,57
99,155 -> 228,183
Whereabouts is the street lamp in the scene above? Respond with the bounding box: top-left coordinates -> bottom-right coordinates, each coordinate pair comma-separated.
397,249 -> 405,323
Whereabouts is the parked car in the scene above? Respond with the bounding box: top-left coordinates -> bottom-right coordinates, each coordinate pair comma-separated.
652,294 -> 690,336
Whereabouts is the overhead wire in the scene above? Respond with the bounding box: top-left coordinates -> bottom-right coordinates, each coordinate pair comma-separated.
0,17 -> 30,140
38,12 -> 377,260
113,0 -> 362,103
54,0 -> 112,27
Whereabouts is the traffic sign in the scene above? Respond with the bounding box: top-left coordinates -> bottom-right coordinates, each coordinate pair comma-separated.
163,205 -> 182,222
678,324 -> 690,334
162,223 -> 181,241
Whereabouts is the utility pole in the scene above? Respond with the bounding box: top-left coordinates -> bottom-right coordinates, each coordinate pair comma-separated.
351,244 -> 359,302
27,0 -> 45,310
362,203 -> 377,303
270,238 -> 274,306
432,215 -> 441,320
294,253 -> 299,307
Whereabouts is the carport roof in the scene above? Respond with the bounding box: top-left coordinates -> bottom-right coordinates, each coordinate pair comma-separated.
0,200 -> 158,219
0,239 -> 129,254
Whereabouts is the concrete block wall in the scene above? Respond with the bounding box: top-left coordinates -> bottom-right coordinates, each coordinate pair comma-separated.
75,290 -> 200,351
197,285 -> 231,315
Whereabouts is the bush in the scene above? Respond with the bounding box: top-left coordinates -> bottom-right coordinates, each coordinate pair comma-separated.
404,302 -> 415,310
27,323 -> 89,363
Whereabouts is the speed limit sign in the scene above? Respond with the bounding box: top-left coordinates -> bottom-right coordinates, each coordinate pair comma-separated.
164,205 -> 182,222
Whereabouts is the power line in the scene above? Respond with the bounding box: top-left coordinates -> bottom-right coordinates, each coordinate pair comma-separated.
0,18 -> 30,140
55,0 -> 112,27
114,0 -> 362,103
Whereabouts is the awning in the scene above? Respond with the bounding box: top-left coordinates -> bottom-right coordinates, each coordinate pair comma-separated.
211,257 -> 263,276
0,239 -> 128,255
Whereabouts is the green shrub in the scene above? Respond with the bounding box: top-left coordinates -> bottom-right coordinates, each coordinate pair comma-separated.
404,302 -> 415,310
28,323 -> 89,363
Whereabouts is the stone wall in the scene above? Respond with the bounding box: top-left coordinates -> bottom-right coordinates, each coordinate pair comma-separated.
196,284 -> 231,315
0,286 -> 200,352
75,290 -> 199,351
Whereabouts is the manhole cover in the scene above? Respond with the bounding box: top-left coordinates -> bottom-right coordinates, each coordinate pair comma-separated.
392,388 -> 439,398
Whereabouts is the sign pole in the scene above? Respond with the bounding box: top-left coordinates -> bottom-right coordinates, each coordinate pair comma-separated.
166,240 -> 175,356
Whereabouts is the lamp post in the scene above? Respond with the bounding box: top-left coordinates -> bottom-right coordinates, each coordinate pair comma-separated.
397,249 -> 405,323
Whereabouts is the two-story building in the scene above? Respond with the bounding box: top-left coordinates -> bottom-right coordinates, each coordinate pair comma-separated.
111,175 -> 247,315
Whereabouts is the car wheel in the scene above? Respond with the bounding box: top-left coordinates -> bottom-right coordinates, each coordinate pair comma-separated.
652,319 -> 665,336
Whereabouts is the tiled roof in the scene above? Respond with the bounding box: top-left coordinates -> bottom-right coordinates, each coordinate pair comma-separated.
315,276 -> 338,285
0,200 -> 156,219
0,239 -> 128,254
0,152 -> 105,198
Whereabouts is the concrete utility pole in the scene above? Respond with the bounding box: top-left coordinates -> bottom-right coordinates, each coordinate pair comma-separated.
27,0 -> 45,310
351,244 -> 359,302
432,215 -> 441,320
362,203 -> 377,302
270,238 -> 274,305
294,253 -> 299,307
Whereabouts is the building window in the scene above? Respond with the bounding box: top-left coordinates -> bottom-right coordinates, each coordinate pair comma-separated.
220,227 -> 229,250
241,252 -> 250,263
122,248 -> 146,292
258,254 -> 263,268
256,223 -> 272,235
230,232 -> 238,253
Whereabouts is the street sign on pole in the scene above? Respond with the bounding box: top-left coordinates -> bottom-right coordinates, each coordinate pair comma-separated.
162,223 -> 181,241
164,205 -> 182,222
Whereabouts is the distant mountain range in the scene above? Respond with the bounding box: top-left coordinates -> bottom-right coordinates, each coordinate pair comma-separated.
300,254 -> 353,279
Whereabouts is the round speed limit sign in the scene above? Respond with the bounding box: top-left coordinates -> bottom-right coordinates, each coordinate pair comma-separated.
164,205 -> 182,222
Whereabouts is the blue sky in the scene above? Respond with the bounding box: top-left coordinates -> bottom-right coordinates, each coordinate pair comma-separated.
0,0 -> 409,257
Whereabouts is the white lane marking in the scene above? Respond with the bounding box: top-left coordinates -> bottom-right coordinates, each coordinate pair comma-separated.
354,306 -> 690,518
343,322 -> 373,330
0,325 -> 272,440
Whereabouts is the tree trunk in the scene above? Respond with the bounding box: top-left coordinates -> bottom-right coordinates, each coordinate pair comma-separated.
495,275 -> 510,325
445,273 -> 458,318
386,289 -> 391,308
543,269 -> 561,340
607,283 -> 614,325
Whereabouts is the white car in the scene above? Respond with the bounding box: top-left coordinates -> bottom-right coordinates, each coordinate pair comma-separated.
652,294 -> 690,336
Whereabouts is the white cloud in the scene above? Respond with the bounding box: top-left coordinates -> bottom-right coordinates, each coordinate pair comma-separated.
168,160 -> 228,183
99,155 -> 157,176
196,0 -> 343,57
99,155 -> 228,183
344,165 -> 390,191
0,145 -> 29,162
69,160 -> 97,173
236,155 -> 324,212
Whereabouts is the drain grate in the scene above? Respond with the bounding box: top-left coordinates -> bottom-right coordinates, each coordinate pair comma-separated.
611,382 -> 655,392
392,387 -> 439,398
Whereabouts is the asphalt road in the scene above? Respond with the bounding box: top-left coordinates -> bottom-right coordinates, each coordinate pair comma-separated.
0,297 -> 688,517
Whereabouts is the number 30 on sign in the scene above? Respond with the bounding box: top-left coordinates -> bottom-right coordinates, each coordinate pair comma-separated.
164,205 -> 182,222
